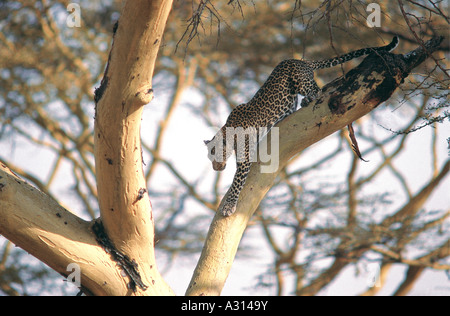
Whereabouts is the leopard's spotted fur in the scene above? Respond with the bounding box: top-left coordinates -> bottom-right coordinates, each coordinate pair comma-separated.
205,36 -> 399,216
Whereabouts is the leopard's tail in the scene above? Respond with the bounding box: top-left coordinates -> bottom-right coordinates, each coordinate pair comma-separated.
310,36 -> 399,70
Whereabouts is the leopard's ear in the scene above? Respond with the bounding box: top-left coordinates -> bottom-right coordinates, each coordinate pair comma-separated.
204,140 -> 211,145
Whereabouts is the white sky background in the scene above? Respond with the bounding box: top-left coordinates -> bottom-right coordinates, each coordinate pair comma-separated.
1,61 -> 449,296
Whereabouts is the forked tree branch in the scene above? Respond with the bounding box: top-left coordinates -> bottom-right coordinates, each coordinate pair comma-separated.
1,0 -> 175,296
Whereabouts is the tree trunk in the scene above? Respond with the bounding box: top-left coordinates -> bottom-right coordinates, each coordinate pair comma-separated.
93,0 -> 174,296
0,0 -> 174,296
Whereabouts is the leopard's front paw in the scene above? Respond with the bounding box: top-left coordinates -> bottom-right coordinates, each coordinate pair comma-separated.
220,202 -> 237,217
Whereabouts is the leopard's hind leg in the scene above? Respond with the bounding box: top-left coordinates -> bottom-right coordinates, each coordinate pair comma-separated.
299,78 -> 321,108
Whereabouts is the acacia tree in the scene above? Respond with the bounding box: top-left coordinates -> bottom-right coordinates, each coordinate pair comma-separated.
0,0 -> 448,296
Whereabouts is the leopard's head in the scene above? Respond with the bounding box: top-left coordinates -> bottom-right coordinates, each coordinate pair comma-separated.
204,136 -> 227,171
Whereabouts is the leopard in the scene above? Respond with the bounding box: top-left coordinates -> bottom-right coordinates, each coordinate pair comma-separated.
205,36 -> 399,216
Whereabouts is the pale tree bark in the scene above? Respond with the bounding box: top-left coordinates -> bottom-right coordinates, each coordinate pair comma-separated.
0,0 -> 174,296
0,162 -> 139,295
186,36 -> 445,296
93,0 -> 174,296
